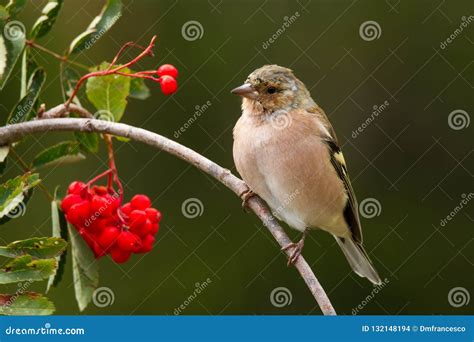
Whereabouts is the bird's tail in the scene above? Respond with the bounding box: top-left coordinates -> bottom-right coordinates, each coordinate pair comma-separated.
334,236 -> 382,285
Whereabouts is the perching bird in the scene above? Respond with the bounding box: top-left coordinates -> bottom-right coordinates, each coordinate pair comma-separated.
231,65 -> 381,285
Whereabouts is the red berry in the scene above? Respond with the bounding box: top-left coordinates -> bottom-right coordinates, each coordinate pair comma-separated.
66,201 -> 91,226
129,210 -> 147,230
131,218 -> 153,237
61,194 -> 82,212
151,222 -> 159,235
117,231 -> 142,252
111,247 -> 131,263
157,64 -> 178,78
145,208 -> 160,223
159,75 -> 178,95
91,185 -> 108,196
121,202 -> 132,216
67,181 -> 86,195
131,195 -> 151,210
97,226 -> 120,250
91,195 -> 109,217
137,234 -> 155,253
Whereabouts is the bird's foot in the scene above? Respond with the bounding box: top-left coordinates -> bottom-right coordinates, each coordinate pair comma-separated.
282,238 -> 305,266
239,189 -> 256,211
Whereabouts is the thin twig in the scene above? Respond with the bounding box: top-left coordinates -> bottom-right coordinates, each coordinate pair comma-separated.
0,115 -> 337,315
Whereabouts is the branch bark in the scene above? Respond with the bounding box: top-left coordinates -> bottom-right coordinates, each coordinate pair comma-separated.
0,117 -> 337,315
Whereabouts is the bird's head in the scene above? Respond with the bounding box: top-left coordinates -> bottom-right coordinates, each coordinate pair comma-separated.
231,65 -> 314,115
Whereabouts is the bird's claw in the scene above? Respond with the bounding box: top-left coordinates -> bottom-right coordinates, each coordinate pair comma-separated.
282,240 -> 305,266
240,189 -> 256,211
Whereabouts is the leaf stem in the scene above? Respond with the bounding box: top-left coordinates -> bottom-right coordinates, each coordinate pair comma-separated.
26,40 -> 90,71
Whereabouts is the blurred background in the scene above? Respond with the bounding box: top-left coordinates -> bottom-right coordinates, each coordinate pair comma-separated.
0,0 -> 472,315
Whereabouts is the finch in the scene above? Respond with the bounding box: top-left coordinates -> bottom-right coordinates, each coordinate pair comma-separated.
231,65 -> 381,285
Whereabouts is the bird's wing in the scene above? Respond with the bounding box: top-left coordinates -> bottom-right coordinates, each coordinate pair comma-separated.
307,105 -> 363,243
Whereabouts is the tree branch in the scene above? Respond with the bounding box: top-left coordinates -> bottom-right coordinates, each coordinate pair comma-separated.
0,117 -> 337,315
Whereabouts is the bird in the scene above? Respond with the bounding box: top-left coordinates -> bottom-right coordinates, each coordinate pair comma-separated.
231,65 -> 381,285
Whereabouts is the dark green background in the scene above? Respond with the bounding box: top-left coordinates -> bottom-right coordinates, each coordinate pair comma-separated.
0,0 -> 473,315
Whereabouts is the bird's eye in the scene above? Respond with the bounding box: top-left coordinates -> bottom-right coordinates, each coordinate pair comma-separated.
267,86 -> 277,94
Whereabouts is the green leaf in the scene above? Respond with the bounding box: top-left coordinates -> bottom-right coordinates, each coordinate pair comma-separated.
68,224 -> 99,311
68,0 -> 122,55
0,21 -> 26,90
86,62 -> 131,122
5,0 -> 27,17
0,292 -> 55,315
61,66 -> 82,104
74,131 -> 99,153
0,145 -> 8,174
32,141 -> 85,169
0,256 -> 57,284
0,173 -> 40,224
20,49 -> 38,98
30,0 -> 63,39
0,237 -> 67,259
46,201 -> 68,292
129,77 -> 150,100
7,67 -> 45,124
0,6 -> 9,21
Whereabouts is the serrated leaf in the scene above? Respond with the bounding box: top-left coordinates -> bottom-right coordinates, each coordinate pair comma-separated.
32,141 -> 85,169
0,256 -> 57,284
7,67 -> 45,124
30,0 -> 63,39
46,201 -> 68,292
0,292 -> 55,315
86,62 -> 131,122
0,173 -> 40,224
68,224 -> 98,311
0,21 -> 25,90
68,0 -> 122,55
5,0 -> 27,17
0,237 -> 67,259
129,77 -> 150,100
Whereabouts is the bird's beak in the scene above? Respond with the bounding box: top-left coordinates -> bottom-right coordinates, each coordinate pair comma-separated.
231,83 -> 258,99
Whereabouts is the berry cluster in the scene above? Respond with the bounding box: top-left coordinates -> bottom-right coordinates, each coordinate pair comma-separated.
156,64 -> 178,95
62,180 -> 161,264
